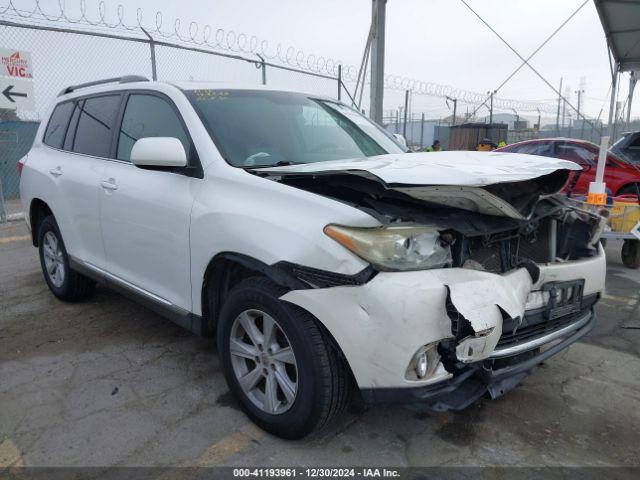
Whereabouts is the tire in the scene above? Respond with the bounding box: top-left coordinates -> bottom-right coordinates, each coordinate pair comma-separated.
217,276 -> 350,439
38,215 -> 96,301
621,239 -> 640,269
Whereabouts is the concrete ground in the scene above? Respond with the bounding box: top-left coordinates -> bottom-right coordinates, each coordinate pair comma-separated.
1,221 -> 639,468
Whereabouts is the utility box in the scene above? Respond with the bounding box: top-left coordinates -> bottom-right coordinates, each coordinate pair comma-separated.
448,123 -> 508,151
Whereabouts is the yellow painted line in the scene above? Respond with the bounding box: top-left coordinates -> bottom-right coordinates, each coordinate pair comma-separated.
0,438 -> 24,467
194,423 -> 264,466
155,423 -> 265,480
0,235 -> 30,245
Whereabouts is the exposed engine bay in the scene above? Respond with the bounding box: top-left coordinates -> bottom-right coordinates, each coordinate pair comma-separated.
257,169 -> 605,277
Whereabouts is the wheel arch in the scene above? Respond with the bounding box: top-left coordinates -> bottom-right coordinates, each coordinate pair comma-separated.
199,252 -> 306,337
615,183 -> 640,196
198,252 -> 359,386
29,198 -> 54,246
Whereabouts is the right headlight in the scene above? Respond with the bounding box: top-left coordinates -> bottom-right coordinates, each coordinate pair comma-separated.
323,224 -> 452,271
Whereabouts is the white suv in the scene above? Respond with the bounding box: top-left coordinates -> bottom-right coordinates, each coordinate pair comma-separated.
20,77 -> 606,438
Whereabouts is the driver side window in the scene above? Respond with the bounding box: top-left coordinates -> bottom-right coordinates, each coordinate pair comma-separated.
117,94 -> 190,162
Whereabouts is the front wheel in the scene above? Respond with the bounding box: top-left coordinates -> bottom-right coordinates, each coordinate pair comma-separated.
217,277 -> 350,439
38,215 -> 96,301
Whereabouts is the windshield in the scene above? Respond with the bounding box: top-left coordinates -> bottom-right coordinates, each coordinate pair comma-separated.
185,89 -> 405,168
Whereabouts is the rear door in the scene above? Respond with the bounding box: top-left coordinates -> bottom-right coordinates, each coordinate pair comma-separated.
99,91 -> 200,312
43,94 -> 121,269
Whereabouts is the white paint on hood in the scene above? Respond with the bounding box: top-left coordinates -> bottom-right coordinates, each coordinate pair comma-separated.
257,151 -> 581,187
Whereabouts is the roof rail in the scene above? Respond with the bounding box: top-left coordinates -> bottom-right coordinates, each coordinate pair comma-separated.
58,75 -> 150,97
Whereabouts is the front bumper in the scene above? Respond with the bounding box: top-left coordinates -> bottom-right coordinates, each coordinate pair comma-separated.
280,244 -> 605,390
360,307 -> 595,410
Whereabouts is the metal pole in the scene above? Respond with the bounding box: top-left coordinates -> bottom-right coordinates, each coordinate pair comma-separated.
338,64 -> 342,101
575,89 -> 584,139
446,96 -> 458,126
561,97 -> 566,131
488,91 -> 495,124
607,64 -> 619,143
536,108 -> 541,131
420,113 -> 425,148
140,27 -> 157,81
402,89 -> 409,138
626,71 -> 637,130
369,0 -> 386,124
0,180 -> 6,224
555,77 -> 563,136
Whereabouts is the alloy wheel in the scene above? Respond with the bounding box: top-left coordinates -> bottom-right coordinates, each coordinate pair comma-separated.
43,231 -> 65,288
229,309 -> 298,415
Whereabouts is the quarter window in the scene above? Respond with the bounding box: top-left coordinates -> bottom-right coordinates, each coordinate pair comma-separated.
43,102 -> 74,149
72,95 -> 121,157
116,94 -> 190,162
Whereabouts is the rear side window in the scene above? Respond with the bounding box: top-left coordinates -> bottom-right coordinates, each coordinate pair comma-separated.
43,102 -> 74,148
513,143 -> 550,156
116,94 -> 190,162
72,95 -> 121,157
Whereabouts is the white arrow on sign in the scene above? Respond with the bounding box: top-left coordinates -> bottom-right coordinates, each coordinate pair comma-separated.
0,76 -> 35,110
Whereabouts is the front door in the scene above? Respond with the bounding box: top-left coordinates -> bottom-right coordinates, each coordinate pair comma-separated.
99,92 -> 200,312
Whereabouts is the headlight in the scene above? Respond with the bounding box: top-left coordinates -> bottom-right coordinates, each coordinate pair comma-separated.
324,224 -> 452,271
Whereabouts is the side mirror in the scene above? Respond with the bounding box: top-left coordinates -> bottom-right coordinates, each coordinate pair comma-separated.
392,133 -> 407,148
130,137 -> 187,168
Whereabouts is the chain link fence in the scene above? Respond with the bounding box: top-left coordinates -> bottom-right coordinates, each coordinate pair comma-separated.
0,18 -> 345,221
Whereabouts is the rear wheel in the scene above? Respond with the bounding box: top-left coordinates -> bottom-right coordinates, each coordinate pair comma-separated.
621,239 -> 640,269
38,215 -> 96,301
217,277 -> 350,439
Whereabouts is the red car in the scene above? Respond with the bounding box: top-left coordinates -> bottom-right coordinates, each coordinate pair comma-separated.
496,138 -> 640,196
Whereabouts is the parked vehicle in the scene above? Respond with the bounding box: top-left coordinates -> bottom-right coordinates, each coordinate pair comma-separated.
611,131 -> 640,165
20,77 -> 606,439
496,137 -> 640,196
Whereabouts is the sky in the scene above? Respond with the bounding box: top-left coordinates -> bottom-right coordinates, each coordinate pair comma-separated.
4,0 -> 638,123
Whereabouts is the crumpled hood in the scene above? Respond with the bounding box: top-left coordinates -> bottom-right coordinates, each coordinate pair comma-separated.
257,151 -> 581,187
257,151 -> 581,219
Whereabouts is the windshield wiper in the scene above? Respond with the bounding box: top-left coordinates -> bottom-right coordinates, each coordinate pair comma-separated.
245,160 -> 302,170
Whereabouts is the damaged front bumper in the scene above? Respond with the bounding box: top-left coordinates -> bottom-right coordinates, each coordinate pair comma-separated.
279,244 -> 605,408
360,302 -> 596,410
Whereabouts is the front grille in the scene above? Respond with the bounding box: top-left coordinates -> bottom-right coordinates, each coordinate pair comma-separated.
497,313 -> 579,348
496,293 -> 598,349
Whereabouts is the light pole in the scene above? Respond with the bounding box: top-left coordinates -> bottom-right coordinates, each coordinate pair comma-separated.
575,88 -> 584,139
487,90 -> 496,124
511,108 -> 519,129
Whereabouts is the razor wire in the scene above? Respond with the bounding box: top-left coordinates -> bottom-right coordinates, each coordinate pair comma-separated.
0,0 -> 556,112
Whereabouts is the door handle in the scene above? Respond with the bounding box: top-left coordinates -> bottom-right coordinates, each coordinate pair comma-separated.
49,166 -> 63,177
101,179 -> 118,191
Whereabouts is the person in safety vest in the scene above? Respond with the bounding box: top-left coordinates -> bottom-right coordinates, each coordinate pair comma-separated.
424,140 -> 441,152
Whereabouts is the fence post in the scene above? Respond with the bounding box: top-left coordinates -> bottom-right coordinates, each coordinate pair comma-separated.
402,90 -> 409,138
0,180 -> 6,224
256,54 -> 267,85
140,28 -> 157,81
420,113 -> 425,148
337,64 -> 342,101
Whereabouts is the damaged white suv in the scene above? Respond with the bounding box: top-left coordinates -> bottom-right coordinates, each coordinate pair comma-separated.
20,78 -> 606,439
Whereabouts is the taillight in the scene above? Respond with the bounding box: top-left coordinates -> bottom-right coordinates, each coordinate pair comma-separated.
17,156 -> 27,175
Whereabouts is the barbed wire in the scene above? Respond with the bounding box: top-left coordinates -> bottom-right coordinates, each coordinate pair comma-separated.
0,0 -> 556,112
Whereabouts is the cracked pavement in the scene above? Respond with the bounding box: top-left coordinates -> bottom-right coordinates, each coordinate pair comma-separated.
1,221 -> 639,467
